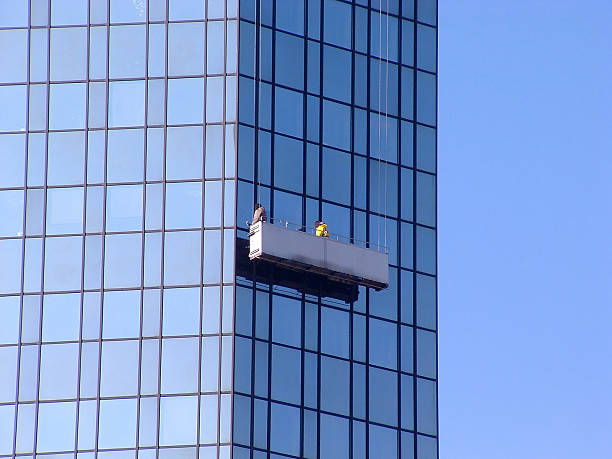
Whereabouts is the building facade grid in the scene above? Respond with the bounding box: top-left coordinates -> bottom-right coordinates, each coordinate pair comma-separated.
1,1 -> 240,458
233,0 -> 437,458
0,0 -> 437,458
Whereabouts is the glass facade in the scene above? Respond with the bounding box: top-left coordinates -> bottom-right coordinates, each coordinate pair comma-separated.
1,1 -> 238,458
0,0 -> 436,459
234,0 -> 437,458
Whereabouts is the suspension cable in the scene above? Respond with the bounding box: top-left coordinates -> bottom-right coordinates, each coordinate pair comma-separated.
254,0 -> 261,204
377,0 -> 382,248
384,0 -> 389,249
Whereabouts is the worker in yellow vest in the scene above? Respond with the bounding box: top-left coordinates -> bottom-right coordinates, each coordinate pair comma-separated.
315,220 -> 329,238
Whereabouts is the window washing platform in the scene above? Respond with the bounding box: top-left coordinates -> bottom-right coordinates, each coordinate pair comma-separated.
236,221 -> 388,302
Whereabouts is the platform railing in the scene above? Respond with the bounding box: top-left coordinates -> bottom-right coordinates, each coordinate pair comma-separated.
248,216 -> 388,253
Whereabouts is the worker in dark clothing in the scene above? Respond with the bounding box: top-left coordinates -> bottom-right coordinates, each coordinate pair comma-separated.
252,203 -> 267,225
315,220 -> 329,238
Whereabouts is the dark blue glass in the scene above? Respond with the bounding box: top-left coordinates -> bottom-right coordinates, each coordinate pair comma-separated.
275,31 -> 304,90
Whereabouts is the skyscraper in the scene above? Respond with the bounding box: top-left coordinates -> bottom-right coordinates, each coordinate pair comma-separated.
0,1 -> 436,458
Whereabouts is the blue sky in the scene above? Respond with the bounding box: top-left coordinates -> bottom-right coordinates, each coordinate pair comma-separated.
438,1 -> 612,457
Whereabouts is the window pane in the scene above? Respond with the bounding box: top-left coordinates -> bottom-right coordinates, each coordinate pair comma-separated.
51,27 -> 87,80
401,325 -> 413,372
109,25 -> 146,78
164,231 -> 202,285
46,187 -> 84,235
322,100 -> 350,151
320,413 -> 349,459
102,290 -> 141,339
110,0 -> 147,23
416,172 -> 436,226
170,22 -> 205,76
169,0 -> 204,20
47,131 -> 85,186
201,336 -> 219,392
417,0 -> 437,26
417,378 -> 437,435
275,31 -> 304,90
106,184 -> 143,232
0,190 -> 24,237
0,86 -> 26,132
149,24 -> 166,77
271,345 -> 301,404
107,129 -> 144,183
272,295 -> 301,347
371,11 -> 398,61
163,288 -> 200,336
401,20 -> 414,66
203,230 -> 221,284
277,0 -> 304,35
206,76 -> 224,122
0,347 -> 17,404
417,434 -> 438,459
207,21 -> 225,75
162,337 -> 199,394
166,126 -> 203,180
416,125 -> 436,173
369,318 -> 397,370
89,26 -> 108,79
416,274 -> 436,330
101,340 -> 139,396
0,29 -> 28,83
321,356 -> 349,416
0,2 -> 27,26
274,86 -> 303,138
51,0 -> 87,25
370,112 -> 398,163
274,134 -> 303,193
401,374 -> 414,431
36,402 -> 76,453
369,424 -> 398,458
0,240 -> 21,294
97,401 -> 137,451
323,45 -> 351,103
322,148 -> 350,205
417,329 -> 437,379
417,71 -> 436,126
109,80 -> 145,127
417,25 -> 436,72
200,395 -> 219,445
165,182 -> 203,229
104,233 -> 143,288
321,307 -> 349,358
168,78 -> 205,124
44,237 -> 83,291
369,367 -> 398,426
49,83 -> 86,130
41,293 -> 79,343
370,58 -> 399,116
0,297 -> 20,345
204,181 -> 222,227
270,403 -> 300,456
416,225 -> 436,275
323,0 -> 351,48
160,396 -> 199,446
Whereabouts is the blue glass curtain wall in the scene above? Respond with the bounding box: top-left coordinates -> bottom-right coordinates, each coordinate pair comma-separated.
0,1 -> 239,458
234,0 -> 437,458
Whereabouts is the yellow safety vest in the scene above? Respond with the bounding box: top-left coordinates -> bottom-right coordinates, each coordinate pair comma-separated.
316,223 -> 329,238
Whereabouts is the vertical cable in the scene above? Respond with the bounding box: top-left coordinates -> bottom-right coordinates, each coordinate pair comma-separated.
383,0 -> 389,250
254,0 -> 259,204
377,0 -> 382,248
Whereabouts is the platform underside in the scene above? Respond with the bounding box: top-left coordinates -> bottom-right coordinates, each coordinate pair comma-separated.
236,237 -> 359,303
